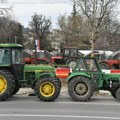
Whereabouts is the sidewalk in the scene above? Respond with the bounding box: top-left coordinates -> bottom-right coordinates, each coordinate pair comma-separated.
17,86 -> 111,97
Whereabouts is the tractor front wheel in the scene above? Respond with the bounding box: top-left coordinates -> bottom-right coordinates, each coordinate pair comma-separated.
116,88 -> 120,101
0,70 -> 15,101
110,89 -> 117,99
68,76 -> 94,101
34,76 -> 61,102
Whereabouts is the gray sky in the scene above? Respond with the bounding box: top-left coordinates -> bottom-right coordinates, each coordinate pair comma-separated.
1,0 -> 73,28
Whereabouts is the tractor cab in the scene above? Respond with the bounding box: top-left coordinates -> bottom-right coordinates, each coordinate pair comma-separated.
31,50 -> 48,64
0,44 -> 24,64
72,57 -> 103,88
24,50 -> 52,64
0,44 -> 24,80
61,47 -> 78,58
51,47 -> 79,69
74,57 -> 101,72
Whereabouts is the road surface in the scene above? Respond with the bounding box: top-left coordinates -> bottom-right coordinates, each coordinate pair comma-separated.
0,91 -> 120,120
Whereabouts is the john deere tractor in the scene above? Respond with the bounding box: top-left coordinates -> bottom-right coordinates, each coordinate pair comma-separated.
0,44 -> 61,101
68,57 -> 120,102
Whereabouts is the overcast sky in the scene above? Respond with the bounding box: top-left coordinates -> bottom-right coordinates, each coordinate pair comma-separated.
1,0 -> 73,28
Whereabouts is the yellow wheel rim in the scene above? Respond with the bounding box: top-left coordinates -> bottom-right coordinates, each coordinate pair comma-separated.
40,82 -> 55,97
0,75 -> 7,94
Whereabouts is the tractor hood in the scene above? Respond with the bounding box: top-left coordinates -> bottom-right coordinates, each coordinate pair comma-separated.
51,56 -> 63,63
24,64 -> 55,72
52,56 -> 63,59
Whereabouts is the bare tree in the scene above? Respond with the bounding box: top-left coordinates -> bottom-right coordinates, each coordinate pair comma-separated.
74,0 -> 118,55
0,15 -> 24,44
57,12 -> 91,49
106,20 -> 120,51
0,0 -> 11,15
29,13 -> 52,50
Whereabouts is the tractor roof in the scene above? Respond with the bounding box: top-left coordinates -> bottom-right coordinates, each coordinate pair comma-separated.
0,43 -> 23,48
63,47 -> 78,49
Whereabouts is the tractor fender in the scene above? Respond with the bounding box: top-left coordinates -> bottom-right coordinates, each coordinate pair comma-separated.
99,61 -> 109,66
99,61 -> 108,64
67,72 -> 91,82
32,72 -> 55,88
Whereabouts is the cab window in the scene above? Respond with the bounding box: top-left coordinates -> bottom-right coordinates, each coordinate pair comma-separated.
86,59 -> 98,71
12,49 -> 24,64
76,59 -> 86,71
0,49 -> 10,64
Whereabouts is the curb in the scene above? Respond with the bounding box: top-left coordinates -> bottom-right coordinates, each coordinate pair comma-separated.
17,87 -> 111,97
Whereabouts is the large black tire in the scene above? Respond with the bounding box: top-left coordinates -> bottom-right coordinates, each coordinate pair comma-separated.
111,66 -> 116,69
2,69 -> 18,96
0,70 -> 15,101
116,88 -> 120,101
34,76 -> 61,102
66,58 -> 77,69
110,89 -> 117,99
99,63 -> 109,69
68,76 -> 94,101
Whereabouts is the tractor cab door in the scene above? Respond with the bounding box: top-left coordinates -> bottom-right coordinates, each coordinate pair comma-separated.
69,48 -> 78,58
63,48 -> 78,60
62,48 -> 70,61
84,58 -> 103,89
11,48 -> 25,80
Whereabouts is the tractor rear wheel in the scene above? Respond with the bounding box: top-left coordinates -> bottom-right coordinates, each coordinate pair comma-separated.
0,70 -> 15,101
116,88 -> 120,101
2,69 -> 19,96
99,63 -> 109,69
34,76 -> 61,102
110,89 -> 117,98
2,69 -> 20,95
66,58 -> 77,69
68,76 -> 94,101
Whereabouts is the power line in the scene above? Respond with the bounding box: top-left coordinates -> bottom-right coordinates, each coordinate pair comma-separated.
4,1 -> 72,4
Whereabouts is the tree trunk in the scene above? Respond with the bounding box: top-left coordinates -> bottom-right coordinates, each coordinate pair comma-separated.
91,40 -> 94,57
90,30 -> 95,57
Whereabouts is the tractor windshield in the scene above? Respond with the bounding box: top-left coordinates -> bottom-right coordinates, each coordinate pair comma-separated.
33,52 -> 45,59
63,48 -> 78,57
70,48 -> 78,57
0,49 -> 11,64
12,49 -> 24,64
85,58 -> 99,72
64,49 -> 70,56
37,52 -> 45,58
76,58 -> 87,71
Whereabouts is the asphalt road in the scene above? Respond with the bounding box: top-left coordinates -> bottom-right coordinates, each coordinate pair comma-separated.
0,92 -> 120,120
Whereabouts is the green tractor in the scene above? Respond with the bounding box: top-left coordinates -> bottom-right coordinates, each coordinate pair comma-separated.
0,43 -> 61,101
68,57 -> 120,101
